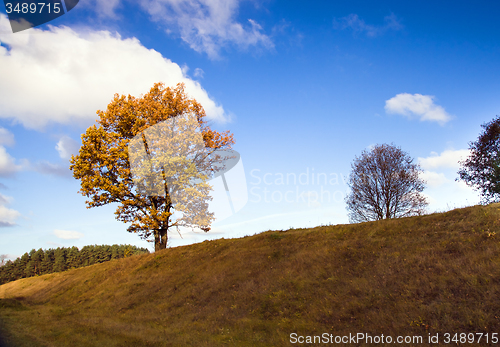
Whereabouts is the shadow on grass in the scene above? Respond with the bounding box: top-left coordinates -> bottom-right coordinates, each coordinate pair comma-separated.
0,298 -> 46,347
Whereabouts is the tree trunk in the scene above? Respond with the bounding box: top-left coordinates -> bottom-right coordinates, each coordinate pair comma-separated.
154,229 -> 168,251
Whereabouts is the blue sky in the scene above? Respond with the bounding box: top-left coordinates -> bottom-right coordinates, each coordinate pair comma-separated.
0,0 -> 498,258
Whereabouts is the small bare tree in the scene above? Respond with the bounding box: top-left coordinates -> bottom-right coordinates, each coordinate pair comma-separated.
345,143 -> 428,223
0,254 -> 7,266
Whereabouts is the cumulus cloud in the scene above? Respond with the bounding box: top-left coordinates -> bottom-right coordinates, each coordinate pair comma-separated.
418,149 -> 470,170
417,149 -> 472,190
0,131 -> 75,177
1,135 -> 79,177
35,161 -> 72,177
0,146 -> 23,176
334,13 -> 403,37
0,128 -> 32,176
0,192 -> 20,227
0,127 -> 23,176
0,156 -> 71,178
423,177 -> 480,212
56,136 -> 80,160
139,0 -> 274,59
0,13 -> 228,130
385,93 -> 452,125
420,170 -> 449,188
0,194 -> 8,205
0,127 -> 14,146
54,229 -> 84,240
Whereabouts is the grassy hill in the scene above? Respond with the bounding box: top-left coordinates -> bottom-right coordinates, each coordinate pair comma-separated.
1,204 -> 500,346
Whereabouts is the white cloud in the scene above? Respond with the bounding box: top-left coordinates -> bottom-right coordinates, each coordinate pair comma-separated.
138,0 -> 274,59
54,229 -> 84,240
0,14 -> 228,130
416,149 -> 481,209
194,68 -> 204,78
0,193 -> 9,205
0,146 -> 23,176
0,128 -> 28,176
423,177 -> 480,212
0,131 -> 75,177
0,192 -> 20,227
385,93 -> 452,125
0,127 -> 14,146
334,13 -> 403,37
56,136 -> 80,160
82,0 -> 122,18
35,161 -> 72,177
76,0 -> 274,58
418,149 -> 470,170
420,170 -> 449,188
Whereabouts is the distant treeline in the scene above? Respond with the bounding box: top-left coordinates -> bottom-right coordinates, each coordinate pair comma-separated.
0,244 -> 149,285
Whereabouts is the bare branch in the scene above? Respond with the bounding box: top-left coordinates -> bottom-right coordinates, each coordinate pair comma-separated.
345,143 -> 428,223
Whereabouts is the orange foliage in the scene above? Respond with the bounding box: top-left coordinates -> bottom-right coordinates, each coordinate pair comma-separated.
70,83 -> 234,251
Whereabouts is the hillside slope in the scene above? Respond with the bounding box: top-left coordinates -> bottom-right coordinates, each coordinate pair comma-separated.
1,204 -> 500,346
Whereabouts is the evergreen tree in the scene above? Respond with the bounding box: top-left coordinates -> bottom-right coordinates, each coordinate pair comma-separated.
18,253 -> 30,279
111,245 -> 120,259
53,248 -> 67,272
101,245 -> 111,262
0,244 -> 149,285
41,249 -> 54,274
25,260 -> 36,277
0,260 -> 14,284
9,258 -> 20,281
32,248 -> 44,275
80,246 -> 91,267
66,246 -> 80,269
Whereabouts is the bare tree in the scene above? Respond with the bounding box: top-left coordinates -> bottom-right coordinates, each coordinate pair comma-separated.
0,254 -> 7,266
345,143 -> 428,223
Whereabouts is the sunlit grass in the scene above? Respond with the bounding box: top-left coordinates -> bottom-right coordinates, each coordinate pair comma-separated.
1,203 -> 500,346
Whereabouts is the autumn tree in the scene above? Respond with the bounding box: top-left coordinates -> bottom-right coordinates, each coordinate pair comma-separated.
345,143 -> 428,223
457,116 -> 500,203
70,83 -> 234,251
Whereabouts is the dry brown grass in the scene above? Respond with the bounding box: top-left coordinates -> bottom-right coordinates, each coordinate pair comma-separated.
2,203 -> 500,346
